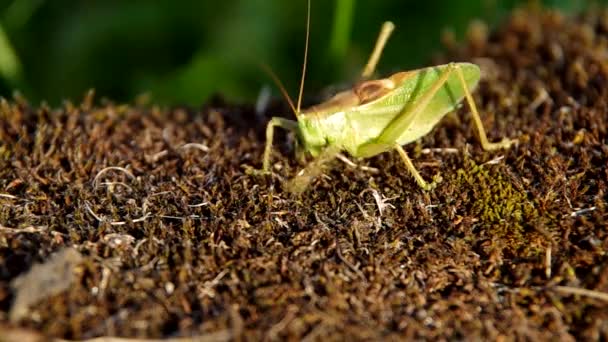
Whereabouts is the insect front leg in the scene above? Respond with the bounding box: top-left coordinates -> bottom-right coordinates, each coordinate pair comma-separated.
263,117 -> 299,172
454,65 -> 516,151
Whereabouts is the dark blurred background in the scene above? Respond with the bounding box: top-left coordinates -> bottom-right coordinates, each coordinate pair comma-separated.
0,0 -> 603,106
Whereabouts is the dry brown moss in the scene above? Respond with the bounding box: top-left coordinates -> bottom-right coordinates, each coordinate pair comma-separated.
0,7 -> 608,341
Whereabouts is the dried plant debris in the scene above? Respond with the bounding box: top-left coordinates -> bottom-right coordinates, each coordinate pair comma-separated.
9,248 -> 83,322
1,7 -> 608,341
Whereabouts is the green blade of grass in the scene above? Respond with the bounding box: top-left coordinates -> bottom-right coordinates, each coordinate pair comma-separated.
0,24 -> 22,86
329,0 -> 355,63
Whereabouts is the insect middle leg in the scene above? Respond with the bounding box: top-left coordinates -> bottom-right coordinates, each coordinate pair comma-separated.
394,144 -> 442,190
262,117 -> 299,172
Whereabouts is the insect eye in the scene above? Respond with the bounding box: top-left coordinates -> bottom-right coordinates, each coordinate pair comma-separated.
354,79 -> 395,104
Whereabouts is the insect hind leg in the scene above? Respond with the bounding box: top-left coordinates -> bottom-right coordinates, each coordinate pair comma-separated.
455,64 -> 516,151
355,63 -> 458,190
361,22 -> 395,78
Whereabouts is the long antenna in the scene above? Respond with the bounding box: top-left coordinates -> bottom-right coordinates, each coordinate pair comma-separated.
296,0 -> 311,114
258,62 -> 297,115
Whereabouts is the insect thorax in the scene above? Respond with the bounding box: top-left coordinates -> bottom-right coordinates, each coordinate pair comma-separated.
298,112 -> 349,157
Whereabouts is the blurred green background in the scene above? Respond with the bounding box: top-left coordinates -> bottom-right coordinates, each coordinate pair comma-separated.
0,0 -> 602,106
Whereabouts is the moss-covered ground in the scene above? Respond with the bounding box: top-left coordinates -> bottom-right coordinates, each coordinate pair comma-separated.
1,8 -> 607,341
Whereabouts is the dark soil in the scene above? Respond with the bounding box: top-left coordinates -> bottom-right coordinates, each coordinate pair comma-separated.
1,7 -> 608,341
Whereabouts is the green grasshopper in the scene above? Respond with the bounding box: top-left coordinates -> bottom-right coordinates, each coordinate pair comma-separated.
261,1 -> 515,190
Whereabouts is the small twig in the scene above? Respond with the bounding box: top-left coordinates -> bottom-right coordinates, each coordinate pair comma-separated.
146,150 -> 169,163
266,305 -> 299,341
94,267 -> 112,297
491,282 -> 608,303
355,201 -> 370,220
545,247 -> 552,279
420,147 -> 459,154
187,201 -> 209,208
198,269 -> 229,299
570,206 -> 596,217
54,333 -> 232,342
527,87 -> 552,113
158,215 -> 201,220
482,155 -> 505,166
335,239 -> 366,281
336,153 -> 357,167
336,153 -> 380,173
85,202 -> 151,226
180,143 -> 210,153
93,166 -> 134,188
0,225 -> 47,234
552,285 -> 608,302
98,181 -> 134,192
